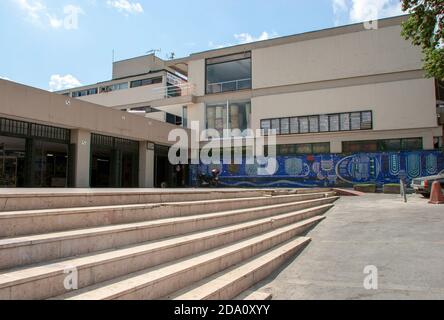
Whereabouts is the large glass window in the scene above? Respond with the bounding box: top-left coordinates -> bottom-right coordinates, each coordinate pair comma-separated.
0,118 -> 71,188
206,52 -> 252,94
229,100 -> 251,132
206,102 -> 228,136
343,138 -> 423,153
206,100 -> 251,137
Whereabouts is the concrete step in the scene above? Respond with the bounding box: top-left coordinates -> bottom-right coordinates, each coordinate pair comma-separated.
0,189 -> 271,212
0,192 -> 336,238
169,235 -> 310,300
53,222 -> 316,300
235,290 -> 272,300
0,205 -> 330,300
0,197 -> 338,270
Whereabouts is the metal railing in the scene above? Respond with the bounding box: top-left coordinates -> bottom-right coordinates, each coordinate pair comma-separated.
206,78 -> 252,94
149,83 -> 196,99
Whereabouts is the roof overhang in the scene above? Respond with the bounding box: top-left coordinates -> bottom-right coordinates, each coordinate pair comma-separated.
166,58 -> 190,77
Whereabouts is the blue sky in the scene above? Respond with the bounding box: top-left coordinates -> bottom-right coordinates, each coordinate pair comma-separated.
0,0 -> 404,91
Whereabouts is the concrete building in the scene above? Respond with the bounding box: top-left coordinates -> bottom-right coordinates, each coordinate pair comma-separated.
0,79 -> 190,188
59,54 -> 193,127
1,15 -> 443,189
61,16 -> 443,156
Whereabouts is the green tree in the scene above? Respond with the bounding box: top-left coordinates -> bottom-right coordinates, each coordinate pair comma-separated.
401,0 -> 444,80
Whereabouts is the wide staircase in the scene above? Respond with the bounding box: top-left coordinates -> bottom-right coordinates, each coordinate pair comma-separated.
0,188 -> 339,300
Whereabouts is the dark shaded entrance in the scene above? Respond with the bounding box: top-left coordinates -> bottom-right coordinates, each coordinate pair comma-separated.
154,144 -> 189,188
90,134 -> 139,188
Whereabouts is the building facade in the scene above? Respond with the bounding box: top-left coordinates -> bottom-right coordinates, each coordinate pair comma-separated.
168,16 -> 443,187
0,80 -> 189,188
2,15 -> 443,188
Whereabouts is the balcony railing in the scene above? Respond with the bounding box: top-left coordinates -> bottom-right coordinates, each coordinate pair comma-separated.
149,83 -> 196,100
206,78 -> 252,94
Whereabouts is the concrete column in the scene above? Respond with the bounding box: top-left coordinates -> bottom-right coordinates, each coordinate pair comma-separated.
423,132 -> 435,150
330,139 -> 342,154
139,141 -> 155,188
70,129 -> 91,188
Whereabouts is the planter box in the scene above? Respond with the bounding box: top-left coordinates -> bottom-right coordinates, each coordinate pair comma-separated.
383,184 -> 401,194
354,184 -> 377,193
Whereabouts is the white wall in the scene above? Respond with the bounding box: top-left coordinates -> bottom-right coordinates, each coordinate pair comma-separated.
252,26 -> 423,89
251,78 -> 437,132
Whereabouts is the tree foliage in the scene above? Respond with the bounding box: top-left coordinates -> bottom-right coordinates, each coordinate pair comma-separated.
401,0 -> 444,80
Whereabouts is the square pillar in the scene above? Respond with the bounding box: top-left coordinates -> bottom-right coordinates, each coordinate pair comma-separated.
70,129 -> 91,188
330,139 -> 342,154
139,141 -> 155,188
423,132 -> 435,150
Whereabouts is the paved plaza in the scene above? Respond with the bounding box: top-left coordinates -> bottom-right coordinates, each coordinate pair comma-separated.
256,193 -> 444,300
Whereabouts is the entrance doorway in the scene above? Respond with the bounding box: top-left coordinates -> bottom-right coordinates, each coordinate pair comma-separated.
154,144 -> 189,188
90,134 -> 139,188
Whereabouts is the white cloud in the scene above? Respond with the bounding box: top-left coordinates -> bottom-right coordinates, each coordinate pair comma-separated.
12,0 -> 84,29
234,31 -> 277,44
332,0 -> 403,24
210,31 -> 278,49
49,74 -> 82,92
13,0 -> 46,24
106,0 -> 144,15
0,76 -> 11,81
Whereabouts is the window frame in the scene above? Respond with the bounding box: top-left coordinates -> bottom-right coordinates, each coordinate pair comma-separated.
205,52 -> 252,95
261,111 -> 373,136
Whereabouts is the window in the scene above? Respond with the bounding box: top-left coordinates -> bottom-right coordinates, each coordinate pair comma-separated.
329,114 -> 340,132
319,115 -> 329,132
206,100 -> 251,137
271,119 -> 280,135
72,88 -> 98,98
261,111 -> 372,136
100,82 -> 128,93
280,118 -> 290,135
182,106 -> 188,128
340,113 -> 350,131
206,52 -> 252,94
290,117 -> 299,134
299,117 -> 309,134
206,102 -> 227,135
434,137 -> 443,150
401,138 -> 423,151
361,111 -> 372,130
277,143 -> 330,155
130,77 -> 162,88
350,112 -> 361,130
261,120 -> 271,135
312,143 -> 331,154
229,100 -> 251,132
380,139 -> 402,151
166,113 -> 182,126
342,141 -> 378,153
343,138 -> 423,153
309,116 -> 319,133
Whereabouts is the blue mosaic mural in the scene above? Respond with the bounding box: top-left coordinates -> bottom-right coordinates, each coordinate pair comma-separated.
190,151 -> 444,188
